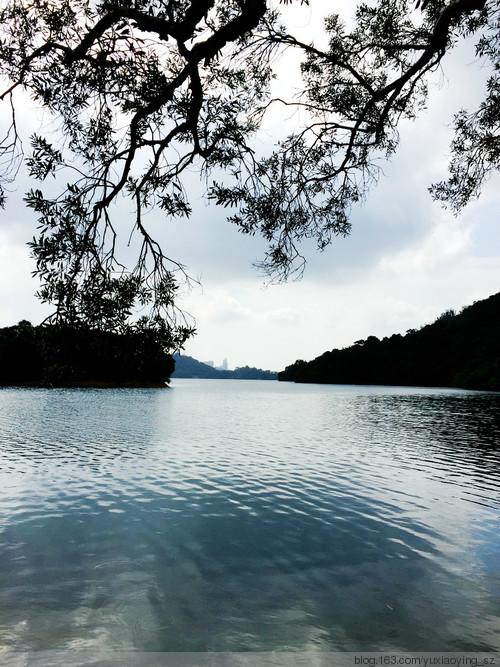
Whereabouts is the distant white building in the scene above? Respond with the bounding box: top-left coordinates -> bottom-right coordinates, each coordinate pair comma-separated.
216,358 -> 228,371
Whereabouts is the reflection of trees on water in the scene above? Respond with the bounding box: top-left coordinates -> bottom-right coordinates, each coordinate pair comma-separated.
352,392 -> 500,508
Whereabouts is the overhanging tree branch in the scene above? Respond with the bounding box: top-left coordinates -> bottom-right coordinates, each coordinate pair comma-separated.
0,0 -> 497,337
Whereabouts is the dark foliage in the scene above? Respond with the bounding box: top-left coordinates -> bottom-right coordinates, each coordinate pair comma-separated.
0,321 -> 174,386
172,353 -> 277,379
279,292 -> 500,391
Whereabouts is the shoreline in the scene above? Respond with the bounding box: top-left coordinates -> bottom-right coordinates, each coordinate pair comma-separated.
0,379 -> 169,388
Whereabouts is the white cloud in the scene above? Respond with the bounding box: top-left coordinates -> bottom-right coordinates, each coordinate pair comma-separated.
257,307 -> 299,324
378,214 -> 475,275
188,289 -> 253,323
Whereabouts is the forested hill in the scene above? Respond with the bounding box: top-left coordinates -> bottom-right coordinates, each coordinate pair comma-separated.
172,354 -> 277,380
279,292 -> 500,391
0,322 -> 175,387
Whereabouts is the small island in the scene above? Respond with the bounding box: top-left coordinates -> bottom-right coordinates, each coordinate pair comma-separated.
0,321 -> 175,388
279,292 -> 500,392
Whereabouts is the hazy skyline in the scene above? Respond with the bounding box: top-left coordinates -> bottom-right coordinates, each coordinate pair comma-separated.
1,2 -> 499,372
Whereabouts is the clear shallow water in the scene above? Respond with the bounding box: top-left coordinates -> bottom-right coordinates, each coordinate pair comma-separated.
0,379 -> 499,652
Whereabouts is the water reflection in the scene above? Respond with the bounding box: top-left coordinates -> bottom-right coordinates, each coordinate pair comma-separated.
0,382 -> 499,652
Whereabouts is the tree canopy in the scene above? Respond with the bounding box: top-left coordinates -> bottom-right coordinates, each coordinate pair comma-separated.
0,319 -> 176,386
0,0 -> 498,346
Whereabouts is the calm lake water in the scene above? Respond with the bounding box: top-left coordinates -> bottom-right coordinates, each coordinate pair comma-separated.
0,379 -> 499,654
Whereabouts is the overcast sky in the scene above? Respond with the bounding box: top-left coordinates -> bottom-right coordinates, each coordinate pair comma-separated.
0,2 -> 499,372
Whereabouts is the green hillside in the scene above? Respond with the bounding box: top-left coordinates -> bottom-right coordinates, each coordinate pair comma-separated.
279,292 -> 500,391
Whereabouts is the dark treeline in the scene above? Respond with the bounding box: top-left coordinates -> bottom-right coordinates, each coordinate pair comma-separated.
0,321 -> 174,387
172,354 -> 277,380
279,292 -> 500,391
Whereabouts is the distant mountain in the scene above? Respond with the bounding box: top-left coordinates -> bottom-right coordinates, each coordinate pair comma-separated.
172,354 -> 277,380
279,292 -> 500,391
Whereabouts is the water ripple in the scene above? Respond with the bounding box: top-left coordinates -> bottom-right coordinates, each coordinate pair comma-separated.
0,382 -> 499,652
